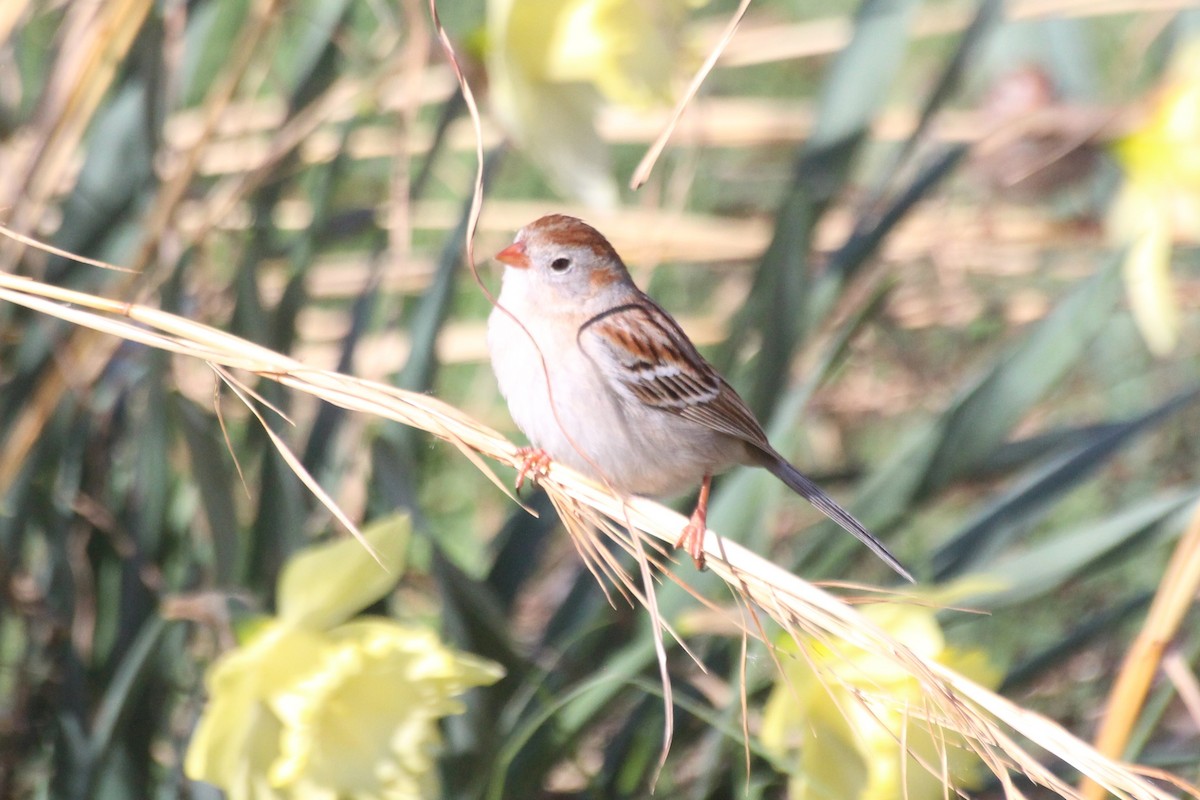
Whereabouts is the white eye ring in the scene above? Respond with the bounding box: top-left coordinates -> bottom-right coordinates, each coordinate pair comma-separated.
550,257 -> 571,272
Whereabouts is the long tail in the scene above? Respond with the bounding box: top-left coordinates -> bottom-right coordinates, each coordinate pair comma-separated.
765,456 -> 915,583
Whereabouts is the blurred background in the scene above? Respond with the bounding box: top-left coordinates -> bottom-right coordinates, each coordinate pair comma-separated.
0,0 -> 1198,797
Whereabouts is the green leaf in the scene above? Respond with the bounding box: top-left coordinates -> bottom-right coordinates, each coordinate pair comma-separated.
801,0 -> 921,184
83,616 -> 168,792
276,514 -> 410,630
956,490 -> 1200,609
827,145 -> 966,287
433,546 -> 523,674
398,165 -> 494,393
711,280 -> 892,556
1000,593 -> 1151,692
725,0 -> 920,416
823,0 -> 998,304
487,490 -> 558,612
819,249 -> 1127,567
130,355 -> 171,552
970,422 -> 1131,481
809,257 -> 1130,578
181,0 -> 251,105
51,84 -> 154,270
174,394 -> 242,585
276,0 -> 354,99
933,387 -> 1200,578
873,0 -> 1002,189
918,251 -> 1125,496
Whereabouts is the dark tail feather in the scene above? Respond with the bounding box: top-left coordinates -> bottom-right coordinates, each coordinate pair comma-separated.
765,456 -> 915,583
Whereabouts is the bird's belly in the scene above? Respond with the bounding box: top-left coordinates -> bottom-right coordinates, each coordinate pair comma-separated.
488,309 -> 742,496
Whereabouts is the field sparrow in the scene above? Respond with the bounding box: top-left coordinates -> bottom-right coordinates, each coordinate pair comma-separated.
487,214 -> 912,582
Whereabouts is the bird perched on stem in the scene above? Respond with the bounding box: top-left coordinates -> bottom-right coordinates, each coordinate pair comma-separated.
487,214 -> 913,582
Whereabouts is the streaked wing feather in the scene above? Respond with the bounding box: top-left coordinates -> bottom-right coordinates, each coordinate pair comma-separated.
580,300 -> 770,449
679,386 -> 769,448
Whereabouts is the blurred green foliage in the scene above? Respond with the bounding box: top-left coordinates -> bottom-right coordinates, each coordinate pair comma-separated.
0,0 -> 1197,798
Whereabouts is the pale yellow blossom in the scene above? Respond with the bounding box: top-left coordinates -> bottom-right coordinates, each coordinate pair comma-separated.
1108,39 -> 1200,355
761,603 -> 1001,800
184,516 -> 504,800
487,0 -> 695,206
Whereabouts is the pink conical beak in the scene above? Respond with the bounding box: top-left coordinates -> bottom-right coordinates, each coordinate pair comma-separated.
495,241 -> 530,268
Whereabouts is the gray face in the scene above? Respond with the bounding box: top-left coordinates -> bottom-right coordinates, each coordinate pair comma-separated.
498,216 -> 632,310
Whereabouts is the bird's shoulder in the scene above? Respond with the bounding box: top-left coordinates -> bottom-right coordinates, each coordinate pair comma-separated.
578,297 -> 770,448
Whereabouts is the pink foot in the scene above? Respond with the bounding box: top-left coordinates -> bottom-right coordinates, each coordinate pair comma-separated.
514,447 -> 552,492
674,474 -> 712,571
675,518 -> 707,571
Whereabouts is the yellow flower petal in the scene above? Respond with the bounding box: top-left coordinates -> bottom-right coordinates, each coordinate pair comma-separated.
277,515 -> 410,630
1116,83 -> 1200,189
185,622 -> 327,797
1123,216 -> 1180,356
488,72 -> 619,207
761,604 -> 1001,800
544,0 -> 687,107
1113,36 -> 1200,194
187,521 -> 502,800
487,0 -> 693,206
267,619 -> 503,796
493,0 -> 563,80
1106,38 -> 1199,357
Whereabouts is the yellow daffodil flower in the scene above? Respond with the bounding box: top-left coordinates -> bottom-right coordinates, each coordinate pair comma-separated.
761,603 -> 1001,800
1108,39 -> 1200,355
486,0 -> 695,206
184,516 -> 504,800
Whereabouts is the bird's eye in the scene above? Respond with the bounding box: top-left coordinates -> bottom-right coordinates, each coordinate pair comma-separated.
550,257 -> 572,272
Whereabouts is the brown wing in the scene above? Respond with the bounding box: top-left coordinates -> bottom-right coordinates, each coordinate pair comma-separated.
579,300 -> 771,450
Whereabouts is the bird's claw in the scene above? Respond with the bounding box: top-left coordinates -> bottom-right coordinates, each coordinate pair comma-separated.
675,520 -> 707,571
674,476 -> 712,571
514,447 -> 552,492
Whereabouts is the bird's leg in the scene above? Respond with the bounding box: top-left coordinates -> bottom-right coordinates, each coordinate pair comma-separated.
676,474 -> 712,571
514,446 -> 552,492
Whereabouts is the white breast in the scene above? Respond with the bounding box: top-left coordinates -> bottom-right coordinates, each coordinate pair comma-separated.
486,271 -> 746,497
487,283 -> 627,483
